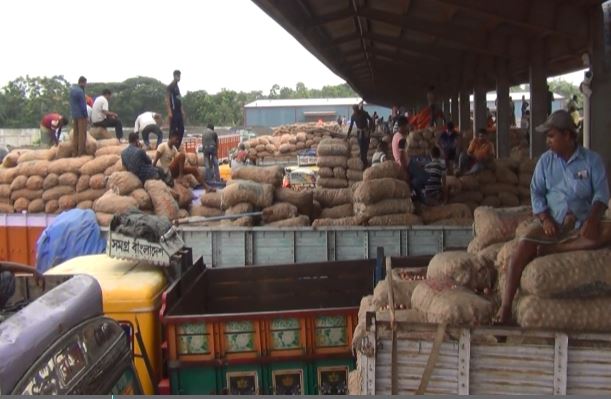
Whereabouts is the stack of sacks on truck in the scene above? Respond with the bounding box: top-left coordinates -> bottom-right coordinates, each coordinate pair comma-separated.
0,137 -> 194,224
444,158 -> 536,212
352,161 -> 421,226
194,165 -> 313,227
243,122 -> 342,162
316,138 -> 350,189
311,187 -> 354,226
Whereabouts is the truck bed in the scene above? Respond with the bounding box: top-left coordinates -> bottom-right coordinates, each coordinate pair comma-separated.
358,316 -> 611,395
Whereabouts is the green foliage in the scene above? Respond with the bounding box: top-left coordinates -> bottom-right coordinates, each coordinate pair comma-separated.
548,79 -> 582,107
0,75 -> 357,128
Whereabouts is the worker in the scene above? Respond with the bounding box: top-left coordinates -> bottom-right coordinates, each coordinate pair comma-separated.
86,95 -> 94,123
495,110 -> 611,325
458,128 -> 495,175
202,123 -> 220,181
154,131 -> 213,190
521,94 -> 529,116
69,76 -> 88,156
134,111 -> 163,150
371,141 -> 388,165
347,104 -> 373,169
39,113 -> 69,147
509,96 -> 516,127
423,146 -> 447,206
438,121 -> 461,175
393,116 -> 428,202
166,70 -> 185,147
231,143 -> 248,172
91,89 -> 124,141
566,94 -> 580,126
409,86 -> 445,129
121,133 -> 163,184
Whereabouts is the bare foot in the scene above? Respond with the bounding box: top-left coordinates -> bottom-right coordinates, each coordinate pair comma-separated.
493,304 -> 512,325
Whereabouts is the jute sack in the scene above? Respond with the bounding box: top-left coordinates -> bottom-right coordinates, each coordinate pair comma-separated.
76,175 -> 90,192
107,171 -> 142,195
225,202 -> 254,216
367,213 -> 422,226
191,205 -> 223,217
96,212 -> 113,227
313,188 -> 352,207
481,183 -> 518,197
48,156 -> 92,175
426,251 -> 495,290
411,279 -> 493,326
14,198 -> 29,212
145,180 -> 180,220
25,176 -> 44,191
0,168 -> 18,184
267,215 -> 310,227
517,295 -> 611,332
333,167 -> 346,180
459,175 -> 479,191
0,185 -> 10,199
172,183 -> 193,209
221,216 -> 254,227
519,158 -> 538,174
317,177 -> 348,189
354,198 -> 414,219
520,248 -> 611,298
221,180 -> 273,209
519,173 -> 532,188
495,167 -> 519,185
473,206 -> 532,248
475,170 -> 496,185
96,138 -> 121,149
273,188 -> 313,216
450,190 -> 483,203
316,155 -> 348,168
77,200 -> 94,209
353,178 -> 410,205
76,189 -> 106,203
262,202 -> 298,224
58,194 -> 77,211
93,190 -> 139,214
320,203 -> 353,219
11,189 -> 43,202
80,154 -> 120,176
231,165 -> 284,187
130,189 -> 152,211
104,159 -> 125,176
347,157 -> 364,171
346,169 -> 363,181
2,149 -> 29,168
316,138 -> 349,156
312,216 -> 363,227
89,174 -> 108,190
200,192 -> 222,209
45,200 -> 59,214
482,196 -> 501,207
318,167 -> 334,178
499,192 -> 520,207
0,203 -> 14,213
10,175 -> 27,191
58,173 -> 78,187
95,145 -> 127,157
477,242 -> 505,267
17,160 -> 50,177
27,199 -> 45,213
362,161 -> 407,181
445,176 -> 462,196
17,148 -> 56,163
372,279 -> 420,310
56,142 -> 74,159
420,203 -> 472,224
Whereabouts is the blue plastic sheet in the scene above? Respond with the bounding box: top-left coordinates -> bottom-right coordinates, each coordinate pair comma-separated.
36,209 -> 106,273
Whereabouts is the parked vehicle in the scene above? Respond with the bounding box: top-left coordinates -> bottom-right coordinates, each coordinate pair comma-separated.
0,273 -> 142,395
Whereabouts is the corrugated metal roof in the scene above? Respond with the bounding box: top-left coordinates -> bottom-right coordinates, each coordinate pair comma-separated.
245,97 -> 364,108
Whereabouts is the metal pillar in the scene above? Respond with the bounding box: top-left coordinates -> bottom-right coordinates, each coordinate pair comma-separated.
496,62 -> 511,158
459,90 -> 471,132
451,93 -> 459,125
442,98 -> 451,121
589,4 -> 611,179
529,40 -> 549,157
473,85 -> 487,134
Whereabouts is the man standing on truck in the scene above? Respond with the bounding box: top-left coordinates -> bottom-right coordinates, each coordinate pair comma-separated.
91,89 -> 125,141
69,76 -> 88,156
202,123 -> 220,182
495,110 -> 611,325
166,70 -> 185,147
347,104 -> 373,170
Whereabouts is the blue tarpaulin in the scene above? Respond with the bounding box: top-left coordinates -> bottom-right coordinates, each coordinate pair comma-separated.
36,209 -> 106,273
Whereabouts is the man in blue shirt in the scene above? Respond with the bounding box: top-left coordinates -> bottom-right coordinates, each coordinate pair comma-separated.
69,76 -> 88,156
496,110 -> 611,324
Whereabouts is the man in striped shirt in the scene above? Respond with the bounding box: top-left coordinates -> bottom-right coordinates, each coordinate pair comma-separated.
423,146 -> 447,205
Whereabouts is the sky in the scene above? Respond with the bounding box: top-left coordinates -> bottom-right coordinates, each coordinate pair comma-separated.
0,0 -> 585,95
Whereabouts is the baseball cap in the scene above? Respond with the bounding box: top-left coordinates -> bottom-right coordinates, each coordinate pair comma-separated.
535,110 -> 577,133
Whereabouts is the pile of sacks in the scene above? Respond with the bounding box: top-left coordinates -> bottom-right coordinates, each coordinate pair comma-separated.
316,138 -> 350,189
194,165 -> 313,227
0,137 -> 198,225
243,123 -> 342,162
445,158 -> 537,212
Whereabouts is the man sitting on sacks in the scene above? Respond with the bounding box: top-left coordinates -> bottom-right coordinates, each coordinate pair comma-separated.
495,109 -> 611,324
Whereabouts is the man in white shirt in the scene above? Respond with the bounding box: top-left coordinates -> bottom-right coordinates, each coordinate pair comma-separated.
134,112 -> 163,150
91,89 -> 124,141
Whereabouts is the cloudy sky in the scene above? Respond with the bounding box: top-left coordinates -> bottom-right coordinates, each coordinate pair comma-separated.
1,0 -> 584,94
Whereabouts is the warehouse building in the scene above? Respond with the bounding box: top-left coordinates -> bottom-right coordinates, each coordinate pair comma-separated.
243,98 -> 391,128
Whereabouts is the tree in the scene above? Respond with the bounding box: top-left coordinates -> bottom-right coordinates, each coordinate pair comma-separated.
548,79 -> 582,107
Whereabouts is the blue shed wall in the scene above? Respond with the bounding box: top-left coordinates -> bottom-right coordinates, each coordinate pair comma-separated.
244,104 -> 391,127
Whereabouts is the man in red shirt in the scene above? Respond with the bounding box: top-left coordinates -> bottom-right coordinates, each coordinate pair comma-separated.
40,113 -> 69,147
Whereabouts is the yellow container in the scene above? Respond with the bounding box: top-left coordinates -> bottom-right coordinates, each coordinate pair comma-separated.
46,254 -> 166,395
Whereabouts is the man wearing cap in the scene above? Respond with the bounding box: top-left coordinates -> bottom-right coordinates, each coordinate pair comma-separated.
495,110 -> 611,325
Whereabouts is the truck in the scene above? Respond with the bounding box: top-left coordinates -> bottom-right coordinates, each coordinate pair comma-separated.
0,271 -> 143,395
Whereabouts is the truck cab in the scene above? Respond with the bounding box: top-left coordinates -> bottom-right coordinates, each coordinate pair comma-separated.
0,274 -> 142,395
